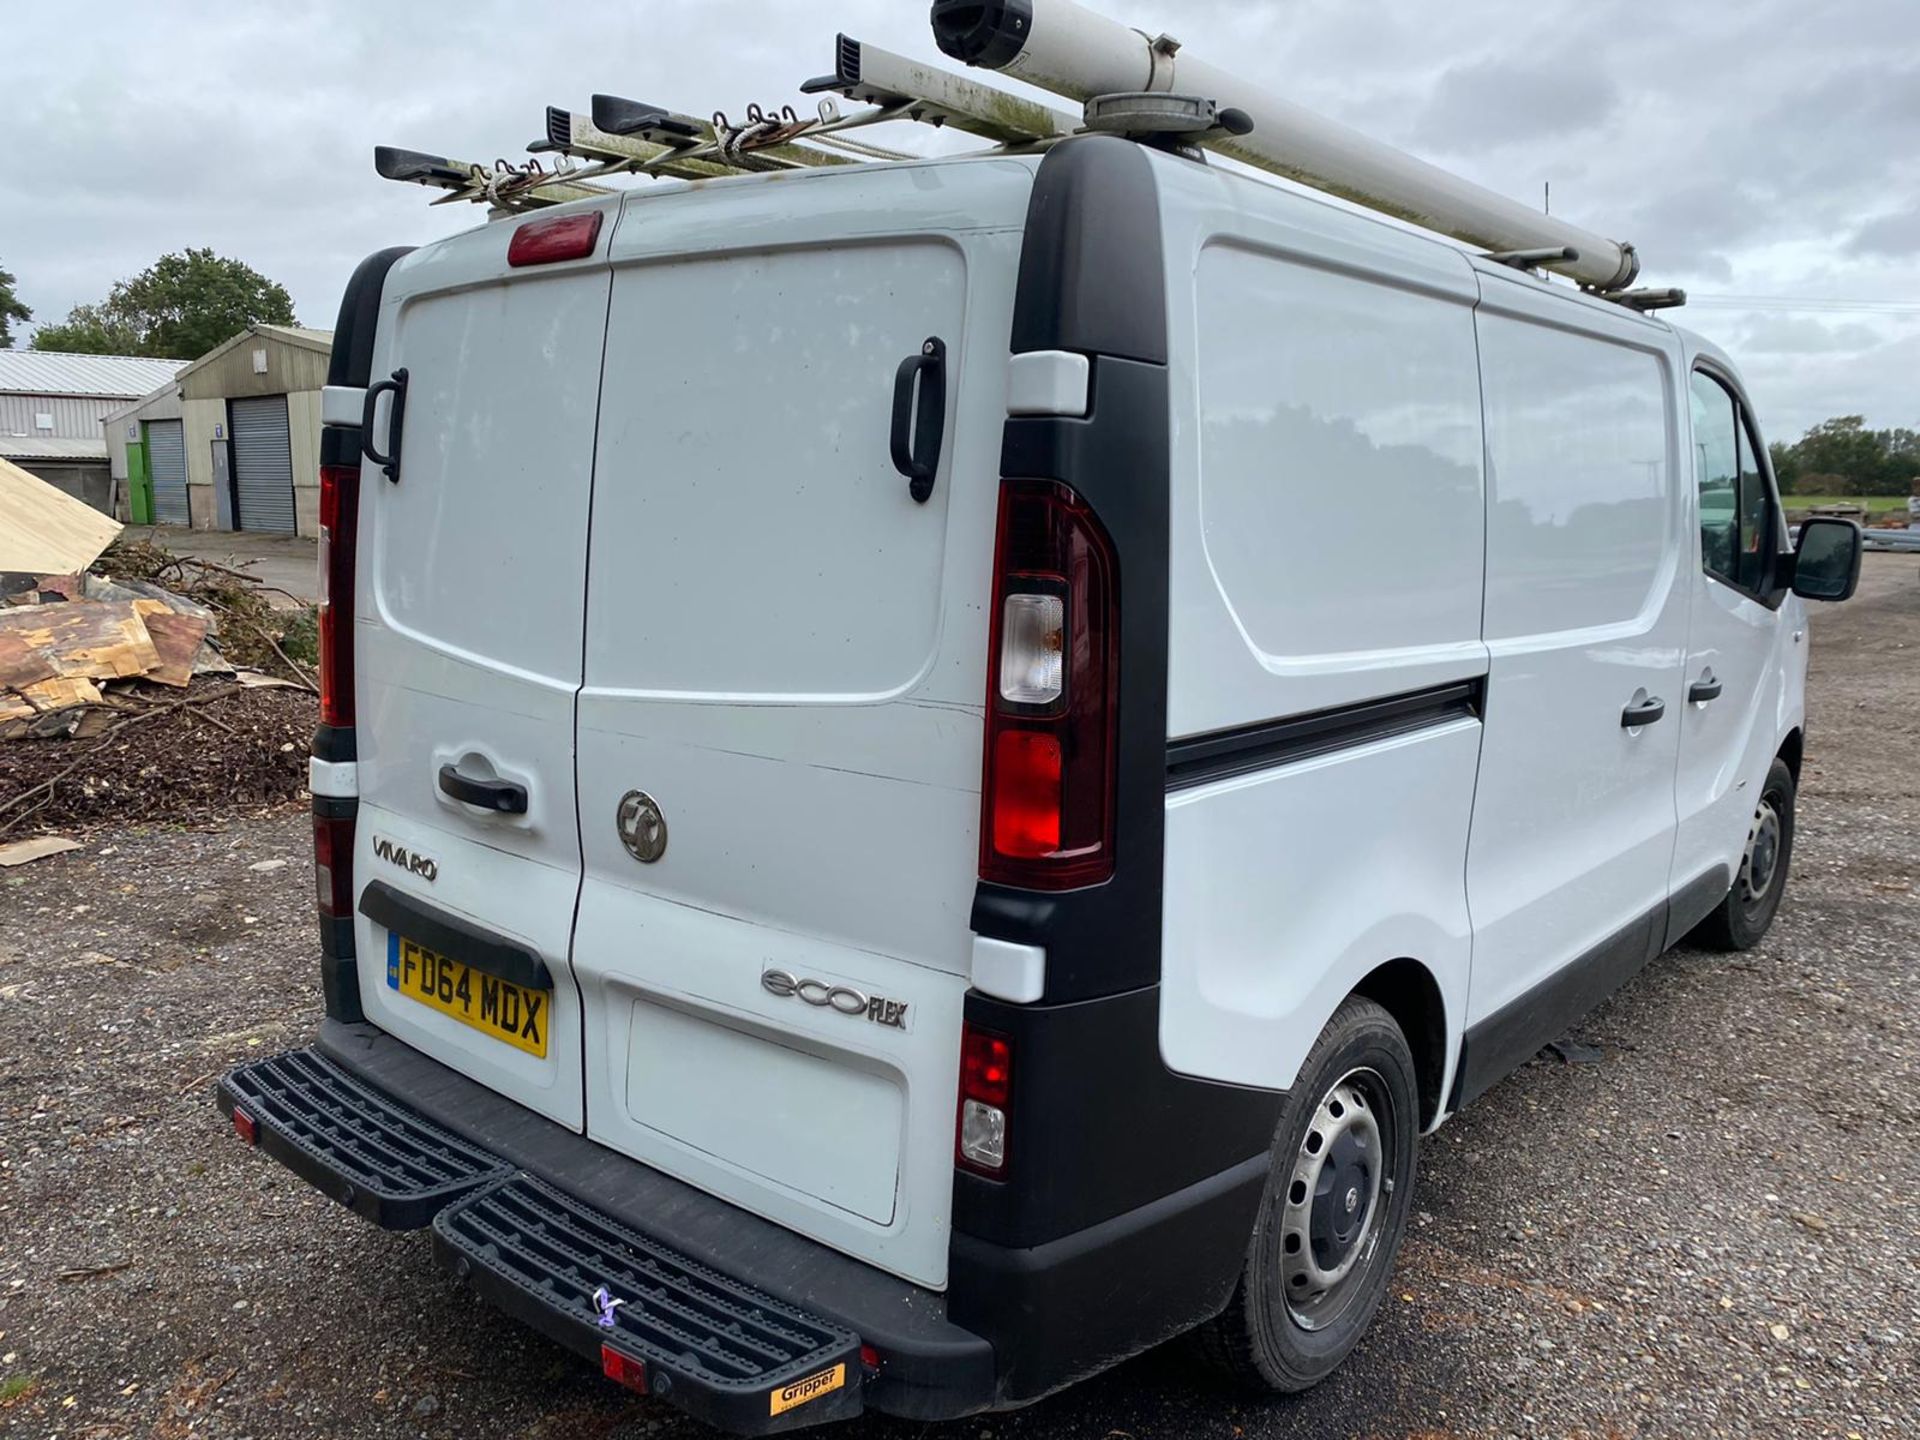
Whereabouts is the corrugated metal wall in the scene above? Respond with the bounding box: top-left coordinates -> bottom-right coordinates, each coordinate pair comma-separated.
0,394 -> 120,440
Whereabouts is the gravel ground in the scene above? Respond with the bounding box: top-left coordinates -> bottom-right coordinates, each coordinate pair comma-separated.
1,554 -> 1915,1440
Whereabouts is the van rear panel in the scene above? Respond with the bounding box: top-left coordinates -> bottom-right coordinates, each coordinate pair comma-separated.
571,160 -> 1037,1290
350,159 -> 1036,1291
349,220 -> 618,1129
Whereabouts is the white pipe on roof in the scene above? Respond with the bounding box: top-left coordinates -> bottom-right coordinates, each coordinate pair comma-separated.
930,0 -> 1640,292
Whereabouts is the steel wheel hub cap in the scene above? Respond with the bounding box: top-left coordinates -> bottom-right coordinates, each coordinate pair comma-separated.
1742,798 -> 1782,902
1280,1069 -> 1390,1331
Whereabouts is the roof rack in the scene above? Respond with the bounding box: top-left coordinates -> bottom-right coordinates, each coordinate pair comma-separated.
373,29 -> 1078,217
372,3 -> 1672,310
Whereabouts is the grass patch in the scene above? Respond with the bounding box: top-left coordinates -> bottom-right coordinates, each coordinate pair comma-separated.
1784,495 -> 1910,515
0,1375 -> 37,1405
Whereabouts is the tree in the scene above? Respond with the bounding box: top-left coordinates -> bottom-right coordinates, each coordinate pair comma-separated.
0,262 -> 29,348
1770,415 -> 1920,498
30,249 -> 296,360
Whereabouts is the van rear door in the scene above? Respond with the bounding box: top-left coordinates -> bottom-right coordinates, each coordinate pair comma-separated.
570,159 -> 1035,1289
349,206 -> 616,1129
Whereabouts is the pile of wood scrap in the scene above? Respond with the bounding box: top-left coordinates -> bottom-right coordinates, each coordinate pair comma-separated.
0,581 -> 219,723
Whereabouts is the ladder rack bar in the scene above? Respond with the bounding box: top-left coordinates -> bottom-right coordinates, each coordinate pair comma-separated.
801,35 -> 1078,149
373,146 -> 611,209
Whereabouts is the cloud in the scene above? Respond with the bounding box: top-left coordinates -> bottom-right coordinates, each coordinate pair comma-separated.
1847,209 -> 1920,258
1417,57 -> 1620,153
2,0 -> 1916,434
1737,315 -> 1884,355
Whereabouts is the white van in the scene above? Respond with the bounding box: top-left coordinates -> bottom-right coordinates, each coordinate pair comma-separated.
219,113 -> 1863,1434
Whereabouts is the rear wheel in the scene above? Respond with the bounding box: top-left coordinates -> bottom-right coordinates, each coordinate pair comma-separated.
1691,757 -> 1796,951
1194,996 -> 1418,1392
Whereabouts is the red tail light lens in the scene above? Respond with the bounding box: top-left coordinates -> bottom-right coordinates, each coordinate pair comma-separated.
508,210 -> 604,267
313,811 -> 356,920
600,1345 -> 649,1394
979,481 -> 1119,890
317,463 -> 360,729
957,1024 -> 1013,1176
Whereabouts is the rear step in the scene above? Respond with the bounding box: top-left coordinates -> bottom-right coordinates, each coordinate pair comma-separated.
216,1049 -> 511,1228
433,1173 -> 866,1434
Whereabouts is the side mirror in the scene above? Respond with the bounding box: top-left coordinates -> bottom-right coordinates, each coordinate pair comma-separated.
1791,517 -> 1863,603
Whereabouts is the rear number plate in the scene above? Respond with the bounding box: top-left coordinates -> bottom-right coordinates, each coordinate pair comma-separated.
387,935 -> 549,1058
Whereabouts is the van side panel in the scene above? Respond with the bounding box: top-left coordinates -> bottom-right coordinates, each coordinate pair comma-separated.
1154,160 -> 1487,1096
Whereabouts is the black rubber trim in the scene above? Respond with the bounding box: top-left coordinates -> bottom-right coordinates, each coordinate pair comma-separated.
930,0 -> 1035,71
434,1174 -> 865,1434
216,1048 -> 512,1228
320,948 -> 363,1024
357,881 -> 552,992
1665,865 -> 1733,951
954,986 -> 1280,1247
1167,679 -> 1487,792
1008,137 -> 1168,365
1452,902 -> 1664,1110
948,1154 -> 1269,1406
310,721 -> 357,764
329,247 -> 413,390
972,356 -> 1171,1003
311,793 -> 356,822
315,1020 -> 995,1421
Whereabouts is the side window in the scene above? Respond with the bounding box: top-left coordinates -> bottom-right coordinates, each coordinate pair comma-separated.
1690,373 -> 1740,583
1735,422 -> 1773,592
1690,370 -> 1775,594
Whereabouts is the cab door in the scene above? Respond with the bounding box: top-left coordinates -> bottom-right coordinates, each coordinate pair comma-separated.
1459,273 -> 1689,1102
1668,362 -> 1802,935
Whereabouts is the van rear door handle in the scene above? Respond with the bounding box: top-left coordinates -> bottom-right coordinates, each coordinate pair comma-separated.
1621,696 -> 1667,728
1688,674 -> 1723,703
438,765 -> 528,815
890,336 -> 947,504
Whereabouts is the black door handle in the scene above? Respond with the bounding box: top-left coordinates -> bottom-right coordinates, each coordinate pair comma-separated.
1621,697 -> 1667,728
438,764 -> 528,815
361,367 -> 409,484
890,337 -> 947,504
1688,675 -> 1723,703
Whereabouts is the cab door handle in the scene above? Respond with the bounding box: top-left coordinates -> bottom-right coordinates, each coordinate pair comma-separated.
1688,674 -> 1723,704
438,765 -> 528,815
1621,696 -> 1667,728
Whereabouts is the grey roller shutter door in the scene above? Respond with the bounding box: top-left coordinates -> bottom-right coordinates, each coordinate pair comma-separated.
231,395 -> 296,534
147,420 -> 189,526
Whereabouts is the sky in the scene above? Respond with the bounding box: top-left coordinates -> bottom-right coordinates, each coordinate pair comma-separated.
4,0 -> 1916,442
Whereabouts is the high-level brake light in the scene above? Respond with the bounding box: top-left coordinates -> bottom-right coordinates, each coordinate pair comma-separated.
507,210 -> 603,267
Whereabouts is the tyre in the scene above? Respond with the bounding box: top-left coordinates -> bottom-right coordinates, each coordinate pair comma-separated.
1690,756 -> 1796,952
1194,995 -> 1419,1393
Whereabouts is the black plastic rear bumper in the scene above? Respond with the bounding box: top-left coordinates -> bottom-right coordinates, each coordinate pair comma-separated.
223,1022 -> 995,1425
218,1020 -> 1272,1428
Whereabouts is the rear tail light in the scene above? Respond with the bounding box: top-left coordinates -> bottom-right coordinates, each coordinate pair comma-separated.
232,1108 -> 258,1146
957,1023 -> 1013,1177
979,480 -> 1119,890
317,463 -> 359,729
314,810 -> 356,920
